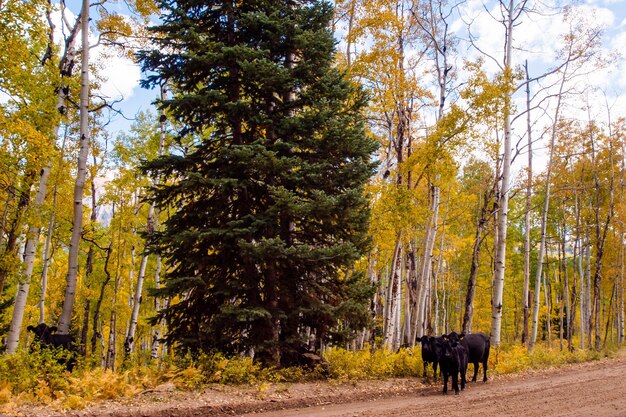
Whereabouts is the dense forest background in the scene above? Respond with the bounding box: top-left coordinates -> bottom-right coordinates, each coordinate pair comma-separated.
1,0 -> 626,373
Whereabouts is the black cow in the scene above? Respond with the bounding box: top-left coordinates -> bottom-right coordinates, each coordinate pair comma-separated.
449,331 -> 490,383
437,333 -> 468,395
418,335 -> 443,379
27,323 -> 77,371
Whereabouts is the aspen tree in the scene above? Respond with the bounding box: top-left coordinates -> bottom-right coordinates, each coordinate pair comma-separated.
57,0 -> 90,334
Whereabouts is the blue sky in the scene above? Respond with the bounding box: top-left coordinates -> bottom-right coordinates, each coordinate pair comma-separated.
58,0 -> 626,143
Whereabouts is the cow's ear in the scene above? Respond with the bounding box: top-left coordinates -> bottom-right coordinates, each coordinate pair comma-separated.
49,326 -> 58,333
442,334 -> 449,341
27,325 -> 35,332
459,333 -> 465,340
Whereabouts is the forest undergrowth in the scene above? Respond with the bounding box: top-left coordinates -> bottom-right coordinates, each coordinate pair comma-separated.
0,341 -> 615,413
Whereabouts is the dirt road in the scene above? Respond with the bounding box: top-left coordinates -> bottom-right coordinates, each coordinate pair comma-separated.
29,352 -> 626,417
245,355 -> 626,417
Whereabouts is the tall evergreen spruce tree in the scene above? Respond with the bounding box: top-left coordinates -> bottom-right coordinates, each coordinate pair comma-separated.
138,0 -> 377,366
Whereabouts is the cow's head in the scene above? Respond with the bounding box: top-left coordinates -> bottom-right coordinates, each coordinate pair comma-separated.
441,333 -> 462,359
431,336 -> 444,356
27,323 -> 57,344
447,331 -> 462,346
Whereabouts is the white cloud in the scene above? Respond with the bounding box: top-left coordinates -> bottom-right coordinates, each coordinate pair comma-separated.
613,30 -> 626,52
95,53 -> 141,101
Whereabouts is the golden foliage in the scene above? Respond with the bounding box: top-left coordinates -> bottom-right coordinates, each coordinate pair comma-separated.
323,345 -> 421,380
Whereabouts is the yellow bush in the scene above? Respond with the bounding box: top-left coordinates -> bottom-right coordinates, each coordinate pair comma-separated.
323,345 -> 420,381
492,342 -> 609,376
174,367 -> 205,390
62,394 -> 86,410
390,347 -> 420,377
272,366 -> 305,382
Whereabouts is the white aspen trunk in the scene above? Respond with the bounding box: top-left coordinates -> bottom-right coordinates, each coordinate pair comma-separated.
99,319 -> 106,367
415,184 -> 439,337
345,0 -> 355,68
382,262 -> 391,342
6,167 -> 51,353
38,109 -> 71,326
529,187 -> 549,350
563,240 -> 571,349
403,241 -> 418,346
617,232 -> 624,344
442,278 -> 448,334
105,311 -> 117,371
433,188 -> 450,335
433,235 -> 443,336
576,194 -> 585,349
528,55 -> 567,351
562,226 -> 572,349
416,0 -> 450,336
384,240 -> 401,347
38,208 -> 55,324
128,246 -> 136,308
427,182 -> 440,330
8,5 -> 78,347
413,228 -> 430,339
58,0 -> 90,334
577,240 -> 585,350
544,271 -> 551,350
388,246 -> 403,349
394,254 -> 403,348
423,2 -> 449,330
585,239 -> 591,348
125,239 -> 149,355
616,146 -> 626,344
125,176 -> 161,355
424,267 -> 432,334
490,0 -> 514,348
522,60 -> 533,347
382,262 -> 390,345
590,129 -> 602,350
403,256 -> 412,345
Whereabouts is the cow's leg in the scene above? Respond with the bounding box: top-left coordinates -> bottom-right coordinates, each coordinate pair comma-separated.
483,359 -> 488,383
461,366 -> 466,391
423,361 -> 428,378
433,361 -> 438,380
472,361 -> 479,382
451,369 -> 458,395
442,371 -> 449,395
